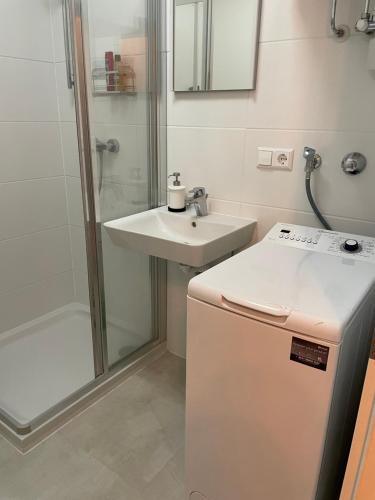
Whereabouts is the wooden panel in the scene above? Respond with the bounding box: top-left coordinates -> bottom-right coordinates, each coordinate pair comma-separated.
340,359 -> 375,500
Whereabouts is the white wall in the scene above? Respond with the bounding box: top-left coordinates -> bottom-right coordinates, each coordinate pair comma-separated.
168,0 -> 375,238
0,0 -> 81,333
166,0 -> 375,357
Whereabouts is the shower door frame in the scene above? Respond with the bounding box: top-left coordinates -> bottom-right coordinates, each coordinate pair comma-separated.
0,0 -> 166,437
71,0 -> 107,377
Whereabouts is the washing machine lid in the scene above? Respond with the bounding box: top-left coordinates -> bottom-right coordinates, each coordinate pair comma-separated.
188,238 -> 375,344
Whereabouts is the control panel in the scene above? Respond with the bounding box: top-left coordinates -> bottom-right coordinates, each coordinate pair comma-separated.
266,223 -> 375,263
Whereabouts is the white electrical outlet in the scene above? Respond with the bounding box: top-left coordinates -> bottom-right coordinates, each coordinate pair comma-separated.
272,149 -> 294,170
257,147 -> 294,170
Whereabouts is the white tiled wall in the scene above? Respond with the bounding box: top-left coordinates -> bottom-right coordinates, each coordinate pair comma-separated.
0,0 -> 84,333
166,0 -> 375,357
0,0 -> 164,341
167,0 -> 375,239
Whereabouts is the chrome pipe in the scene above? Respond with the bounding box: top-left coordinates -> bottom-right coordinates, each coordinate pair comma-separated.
364,0 -> 371,16
331,0 -> 345,37
62,0 -> 74,88
204,0 -> 213,90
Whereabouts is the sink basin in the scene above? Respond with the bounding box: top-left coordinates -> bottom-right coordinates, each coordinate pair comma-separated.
104,206 -> 256,267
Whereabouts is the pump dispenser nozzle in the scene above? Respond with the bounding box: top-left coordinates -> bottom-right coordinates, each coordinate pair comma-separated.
168,172 -> 181,186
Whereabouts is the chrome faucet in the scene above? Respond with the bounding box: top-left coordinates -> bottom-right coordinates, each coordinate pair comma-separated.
186,187 -> 208,217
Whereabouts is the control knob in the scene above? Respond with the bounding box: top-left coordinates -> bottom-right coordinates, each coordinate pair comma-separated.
343,239 -> 359,252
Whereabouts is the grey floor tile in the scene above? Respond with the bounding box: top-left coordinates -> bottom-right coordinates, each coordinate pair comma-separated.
165,446 -> 185,487
0,353 -> 186,500
140,463 -> 185,500
0,434 -> 141,500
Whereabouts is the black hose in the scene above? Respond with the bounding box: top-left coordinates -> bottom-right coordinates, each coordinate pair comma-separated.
305,175 -> 332,230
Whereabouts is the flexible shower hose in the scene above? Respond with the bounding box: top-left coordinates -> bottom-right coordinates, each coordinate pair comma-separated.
98,151 -> 104,193
305,175 -> 332,231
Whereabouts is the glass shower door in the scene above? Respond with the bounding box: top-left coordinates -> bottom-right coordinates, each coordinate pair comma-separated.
82,0 -> 165,368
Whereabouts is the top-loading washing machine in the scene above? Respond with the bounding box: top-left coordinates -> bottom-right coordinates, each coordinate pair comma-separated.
186,223 -> 375,500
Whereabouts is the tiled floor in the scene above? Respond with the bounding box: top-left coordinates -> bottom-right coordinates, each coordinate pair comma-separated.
0,353 -> 186,500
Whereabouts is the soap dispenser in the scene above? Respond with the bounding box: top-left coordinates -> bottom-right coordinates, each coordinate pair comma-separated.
168,172 -> 186,212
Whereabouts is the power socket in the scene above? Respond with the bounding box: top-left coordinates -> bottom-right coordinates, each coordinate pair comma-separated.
272,149 -> 294,170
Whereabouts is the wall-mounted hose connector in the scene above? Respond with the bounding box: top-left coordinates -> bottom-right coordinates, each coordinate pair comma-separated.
303,147 -> 322,178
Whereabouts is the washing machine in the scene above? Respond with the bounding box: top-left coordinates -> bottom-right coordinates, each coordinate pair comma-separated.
186,223 -> 375,500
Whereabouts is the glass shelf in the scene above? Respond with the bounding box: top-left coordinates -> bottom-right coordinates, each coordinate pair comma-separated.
93,90 -> 137,97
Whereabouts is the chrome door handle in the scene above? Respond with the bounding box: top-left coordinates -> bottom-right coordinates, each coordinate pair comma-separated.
62,0 -> 74,88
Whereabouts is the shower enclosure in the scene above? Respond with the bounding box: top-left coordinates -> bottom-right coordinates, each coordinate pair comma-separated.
0,0 -> 166,442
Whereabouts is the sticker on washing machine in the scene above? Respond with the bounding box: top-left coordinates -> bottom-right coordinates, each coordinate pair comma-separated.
290,337 -> 329,371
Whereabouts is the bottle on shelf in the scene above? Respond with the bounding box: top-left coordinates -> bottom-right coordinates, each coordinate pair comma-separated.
105,51 -> 115,91
117,58 -> 136,93
114,54 -> 121,91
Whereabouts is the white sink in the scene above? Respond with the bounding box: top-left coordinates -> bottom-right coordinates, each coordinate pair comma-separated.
104,206 -> 256,267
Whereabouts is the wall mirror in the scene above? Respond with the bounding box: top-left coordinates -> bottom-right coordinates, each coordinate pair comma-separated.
173,0 -> 262,92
